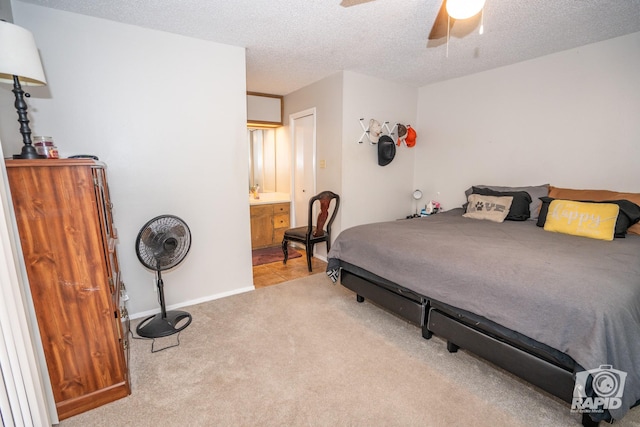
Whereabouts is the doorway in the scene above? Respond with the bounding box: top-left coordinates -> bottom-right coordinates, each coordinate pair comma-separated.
290,108 -> 316,227
251,108 -> 322,288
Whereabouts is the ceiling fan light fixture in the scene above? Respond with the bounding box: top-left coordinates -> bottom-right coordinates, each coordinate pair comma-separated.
446,0 -> 486,20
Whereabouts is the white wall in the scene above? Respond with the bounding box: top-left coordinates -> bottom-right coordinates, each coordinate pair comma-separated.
284,72 -> 344,198
283,71 -> 418,244
3,2 -> 253,316
283,72 -> 343,258
341,71 -> 418,229
415,31 -> 640,211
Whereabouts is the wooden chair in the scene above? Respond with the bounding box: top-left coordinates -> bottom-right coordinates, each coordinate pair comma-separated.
282,191 -> 340,272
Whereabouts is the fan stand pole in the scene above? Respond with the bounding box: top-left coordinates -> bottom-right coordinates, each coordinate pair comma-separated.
157,270 -> 167,319
135,269 -> 193,343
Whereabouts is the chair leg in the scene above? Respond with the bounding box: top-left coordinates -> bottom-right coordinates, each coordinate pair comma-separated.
282,239 -> 289,265
306,244 -> 313,272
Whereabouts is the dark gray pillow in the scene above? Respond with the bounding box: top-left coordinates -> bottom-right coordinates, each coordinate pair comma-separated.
465,184 -> 549,220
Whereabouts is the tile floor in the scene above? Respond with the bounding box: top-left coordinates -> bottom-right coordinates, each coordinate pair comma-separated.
252,248 -> 327,288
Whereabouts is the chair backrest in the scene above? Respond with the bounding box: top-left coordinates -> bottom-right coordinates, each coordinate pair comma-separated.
307,191 -> 340,238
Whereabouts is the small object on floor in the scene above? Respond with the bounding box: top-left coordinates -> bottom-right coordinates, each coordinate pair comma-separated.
134,331 -> 183,353
252,246 -> 301,266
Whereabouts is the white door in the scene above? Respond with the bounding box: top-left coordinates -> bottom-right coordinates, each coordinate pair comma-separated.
290,109 -> 316,228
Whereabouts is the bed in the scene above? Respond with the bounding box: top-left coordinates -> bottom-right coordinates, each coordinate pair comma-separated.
326,186 -> 640,426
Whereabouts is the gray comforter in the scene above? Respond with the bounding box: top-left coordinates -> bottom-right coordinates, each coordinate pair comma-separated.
327,209 -> 640,420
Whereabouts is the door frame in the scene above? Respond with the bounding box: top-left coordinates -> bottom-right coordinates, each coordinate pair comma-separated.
289,108 -> 317,228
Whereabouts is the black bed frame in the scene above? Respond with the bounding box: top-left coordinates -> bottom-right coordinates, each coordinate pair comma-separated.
338,262 -> 605,427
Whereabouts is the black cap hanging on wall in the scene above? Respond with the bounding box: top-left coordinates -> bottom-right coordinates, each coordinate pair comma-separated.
377,135 -> 396,166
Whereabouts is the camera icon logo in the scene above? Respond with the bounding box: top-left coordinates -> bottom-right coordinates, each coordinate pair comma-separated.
572,365 -> 627,413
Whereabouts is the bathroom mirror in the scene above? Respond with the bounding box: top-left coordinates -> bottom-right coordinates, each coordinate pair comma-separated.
248,128 -> 276,193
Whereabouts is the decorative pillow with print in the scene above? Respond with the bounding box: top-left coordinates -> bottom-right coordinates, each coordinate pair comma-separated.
464,184 -> 549,220
471,187 -> 531,221
463,194 -> 513,223
537,197 -> 640,238
543,200 -> 619,241
548,186 -> 640,235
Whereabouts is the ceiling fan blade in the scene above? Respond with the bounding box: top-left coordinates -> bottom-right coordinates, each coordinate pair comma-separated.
428,0 -> 455,40
340,0 -> 375,7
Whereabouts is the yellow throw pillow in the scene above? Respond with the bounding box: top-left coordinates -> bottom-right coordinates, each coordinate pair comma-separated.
548,186 -> 640,235
543,200 -> 619,241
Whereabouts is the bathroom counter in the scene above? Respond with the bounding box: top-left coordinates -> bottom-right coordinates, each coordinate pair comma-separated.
249,192 -> 291,206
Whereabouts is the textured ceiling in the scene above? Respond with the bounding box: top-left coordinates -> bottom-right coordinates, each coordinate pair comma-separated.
19,0 -> 640,95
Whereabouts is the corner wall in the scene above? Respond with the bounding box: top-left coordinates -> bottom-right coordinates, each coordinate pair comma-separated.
283,71 -> 419,251
341,71 -> 418,229
283,72 -> 344,258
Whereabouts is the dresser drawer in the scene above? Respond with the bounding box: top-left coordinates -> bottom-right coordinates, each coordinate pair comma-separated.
273,213 -> 290,229
250,204 -> 273,217
273,203 -> 290,214
250,202 -> 291,249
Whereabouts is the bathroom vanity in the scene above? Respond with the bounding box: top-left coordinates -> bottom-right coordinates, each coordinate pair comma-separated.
249,193 -> 291,249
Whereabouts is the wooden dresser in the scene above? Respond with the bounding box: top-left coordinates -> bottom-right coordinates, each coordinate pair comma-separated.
250,202 -> 290,249
5,159 -> 130,420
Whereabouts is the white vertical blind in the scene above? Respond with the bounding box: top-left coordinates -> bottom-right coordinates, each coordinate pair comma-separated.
0,151 -> 53,425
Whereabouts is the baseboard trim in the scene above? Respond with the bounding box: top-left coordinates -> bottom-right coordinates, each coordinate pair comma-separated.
129,286 -> 255,320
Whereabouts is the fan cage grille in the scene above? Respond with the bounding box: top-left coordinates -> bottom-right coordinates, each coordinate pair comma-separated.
136,215 -> 191,271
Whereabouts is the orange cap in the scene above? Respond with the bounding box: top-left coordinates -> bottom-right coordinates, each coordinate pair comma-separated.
405,126 -> 417,147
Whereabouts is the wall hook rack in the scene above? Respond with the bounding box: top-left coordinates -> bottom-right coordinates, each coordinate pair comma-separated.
358,118 -> 401,145
358,118 -> 374,144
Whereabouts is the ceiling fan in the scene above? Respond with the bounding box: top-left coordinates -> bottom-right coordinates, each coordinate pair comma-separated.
340,0 -> 485,40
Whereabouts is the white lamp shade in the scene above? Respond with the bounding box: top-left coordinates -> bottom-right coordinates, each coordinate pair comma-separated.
446,0 -> 486,20
0,21 -> 46,86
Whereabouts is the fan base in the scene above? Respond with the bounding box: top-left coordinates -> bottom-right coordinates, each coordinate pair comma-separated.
136,310 -> 193,339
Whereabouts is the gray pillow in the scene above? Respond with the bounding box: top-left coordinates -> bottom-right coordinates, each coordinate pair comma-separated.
464,184 -> 549,220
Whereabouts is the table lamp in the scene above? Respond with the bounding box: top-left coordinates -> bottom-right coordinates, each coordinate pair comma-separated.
0,20 -> 47,159
412,189 -> 423,217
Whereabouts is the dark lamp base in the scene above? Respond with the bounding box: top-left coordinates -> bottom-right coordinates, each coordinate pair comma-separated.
13,144 -> 46,159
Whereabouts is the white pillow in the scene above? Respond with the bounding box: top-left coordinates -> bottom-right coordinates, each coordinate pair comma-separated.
464,184 -> 549,220
463,194 -> 514,223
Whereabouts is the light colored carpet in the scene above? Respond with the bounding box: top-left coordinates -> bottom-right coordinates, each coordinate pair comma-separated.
59,274 -> 640,426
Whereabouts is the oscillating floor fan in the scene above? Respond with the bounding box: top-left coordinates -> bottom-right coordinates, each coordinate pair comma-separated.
135,215 -> 192,347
